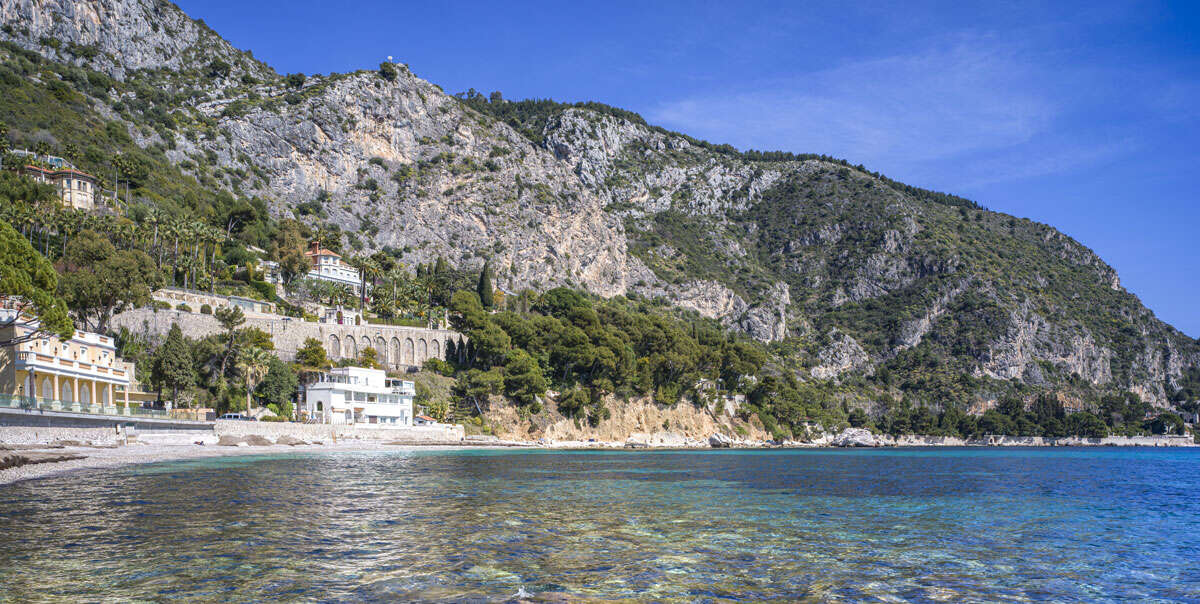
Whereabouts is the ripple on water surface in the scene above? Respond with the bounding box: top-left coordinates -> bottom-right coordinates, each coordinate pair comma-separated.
1,447 -> 1199,601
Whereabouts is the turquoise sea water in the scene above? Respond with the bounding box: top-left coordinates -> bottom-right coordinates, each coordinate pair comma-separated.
1,447 -> 1198,602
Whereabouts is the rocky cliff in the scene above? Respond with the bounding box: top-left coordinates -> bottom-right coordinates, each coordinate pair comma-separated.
2,0 -> 1197,408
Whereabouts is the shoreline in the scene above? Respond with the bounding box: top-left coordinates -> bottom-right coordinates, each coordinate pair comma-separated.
3,433 -> 1195,486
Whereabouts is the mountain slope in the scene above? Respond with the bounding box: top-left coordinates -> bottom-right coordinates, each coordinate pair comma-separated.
1,0 -> 1197,409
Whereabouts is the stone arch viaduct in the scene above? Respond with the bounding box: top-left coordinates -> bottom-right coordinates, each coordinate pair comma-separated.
111,308 -> 467,371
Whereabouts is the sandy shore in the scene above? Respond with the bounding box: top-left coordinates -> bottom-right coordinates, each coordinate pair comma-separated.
0,440 -> 427,486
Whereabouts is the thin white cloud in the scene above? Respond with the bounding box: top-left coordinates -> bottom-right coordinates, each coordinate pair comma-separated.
949,139 -> 1133,190
648,37 -> 1099,189
649,40 -> 1056,166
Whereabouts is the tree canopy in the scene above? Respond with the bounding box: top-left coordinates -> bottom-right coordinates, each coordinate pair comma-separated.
0,219 -> 73,344
57,229 -> 159,332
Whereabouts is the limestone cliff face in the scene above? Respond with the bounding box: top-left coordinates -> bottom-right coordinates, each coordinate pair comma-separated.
3,0 -> 1198,406
812,331 -> 873,379
186,70 -> 656,298
542,108 -> 793,216
0,0 -> 272,86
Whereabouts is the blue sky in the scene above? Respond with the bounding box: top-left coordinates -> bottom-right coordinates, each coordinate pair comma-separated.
177,0 -> 1200,337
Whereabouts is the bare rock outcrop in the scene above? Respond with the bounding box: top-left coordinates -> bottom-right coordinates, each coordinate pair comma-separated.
812,331 -> 873,379
830,428 -> 879,447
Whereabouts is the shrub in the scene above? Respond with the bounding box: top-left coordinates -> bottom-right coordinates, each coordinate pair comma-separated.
176,303 -> 192,312
199,303 -> 213,315
378,62 -> 398,82
250,280 -> 278,302
259,415 -> 289,422
423,358 -> 456,377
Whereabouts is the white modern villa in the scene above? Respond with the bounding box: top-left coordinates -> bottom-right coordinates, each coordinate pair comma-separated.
301,366 -> 414,425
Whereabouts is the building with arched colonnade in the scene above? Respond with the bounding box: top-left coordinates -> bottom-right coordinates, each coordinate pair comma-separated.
1,306 -> 136,411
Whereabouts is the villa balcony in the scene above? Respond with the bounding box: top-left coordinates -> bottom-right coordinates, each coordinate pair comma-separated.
15,351 -> 130,385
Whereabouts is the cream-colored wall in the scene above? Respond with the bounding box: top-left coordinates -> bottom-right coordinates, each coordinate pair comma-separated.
58,178 -> 96,210
19,334 -> 119,369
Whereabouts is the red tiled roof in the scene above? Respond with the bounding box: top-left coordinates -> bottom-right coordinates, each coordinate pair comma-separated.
416,415 -> 436,421
20,165 -> 96,180
305,248 -> 342,258
55,168 -> 96,180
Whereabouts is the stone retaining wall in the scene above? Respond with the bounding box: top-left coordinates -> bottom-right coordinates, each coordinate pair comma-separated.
112,307 -> 466,370
0,426 -> 122,445
0,407 -> 213,431
213,420 -> 464,443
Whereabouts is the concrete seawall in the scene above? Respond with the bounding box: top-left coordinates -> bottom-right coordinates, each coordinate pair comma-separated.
0,407 -> 213,431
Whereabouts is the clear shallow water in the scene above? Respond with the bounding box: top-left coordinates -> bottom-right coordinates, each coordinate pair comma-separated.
1,448 -> 1198,602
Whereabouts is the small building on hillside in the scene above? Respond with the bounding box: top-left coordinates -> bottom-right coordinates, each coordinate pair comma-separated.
0,302 -> 135,411
19,165 -> 99,211
304,242 -> 364,294
317,304 -> 363,326
301,366 -> 414,426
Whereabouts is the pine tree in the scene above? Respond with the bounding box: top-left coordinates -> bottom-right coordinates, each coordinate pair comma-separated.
477,261 -> 495,309
153,323 -> 194,406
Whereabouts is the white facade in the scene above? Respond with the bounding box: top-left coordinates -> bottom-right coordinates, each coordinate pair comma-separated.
302,366 -> 414,426
305,246 -> 363,293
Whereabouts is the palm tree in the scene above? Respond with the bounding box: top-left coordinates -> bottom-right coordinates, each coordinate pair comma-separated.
57,209 -> 82,258
145,207 -> 163,267
361,258 -> 382,309
236,346 -> 273,417
167,217 -> 184,286
187,221 -> 204,289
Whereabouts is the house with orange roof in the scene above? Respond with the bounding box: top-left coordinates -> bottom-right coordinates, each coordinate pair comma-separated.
19,165 -> 100,211
304,241 -> 364,294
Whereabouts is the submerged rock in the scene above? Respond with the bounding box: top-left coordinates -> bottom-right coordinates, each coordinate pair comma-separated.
1,451 -> 86,469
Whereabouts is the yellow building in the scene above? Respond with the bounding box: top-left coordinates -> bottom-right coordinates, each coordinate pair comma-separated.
18,165 -> 99,211
1,310 -> 135,413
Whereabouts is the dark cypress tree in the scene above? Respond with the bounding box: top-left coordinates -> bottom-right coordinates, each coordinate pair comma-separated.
434,255 -> 449,274
153,322 -> 194,406
477,261 -> 495,309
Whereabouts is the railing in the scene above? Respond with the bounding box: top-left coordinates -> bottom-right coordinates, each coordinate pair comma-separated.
0,394 -> 169,418
16,351 -> 126,377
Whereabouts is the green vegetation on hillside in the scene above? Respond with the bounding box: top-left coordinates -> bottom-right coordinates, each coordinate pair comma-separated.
455,89 -> 980,209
